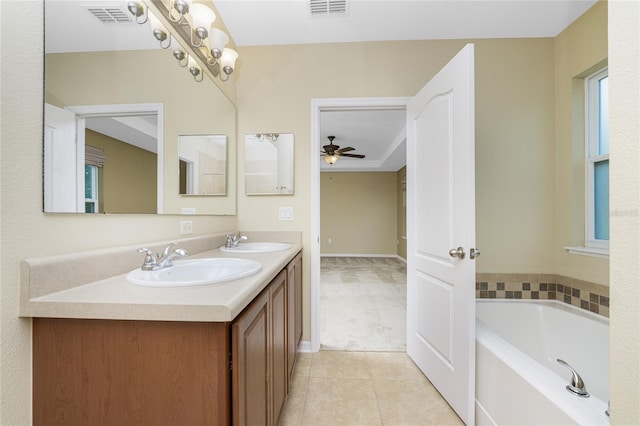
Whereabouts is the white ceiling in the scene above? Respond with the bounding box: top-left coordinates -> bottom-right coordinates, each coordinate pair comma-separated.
214,0 -> 597,47
44,0 -> 597,172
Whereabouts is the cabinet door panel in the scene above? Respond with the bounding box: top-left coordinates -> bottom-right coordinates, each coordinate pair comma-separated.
233,290 -> 270,426
270,271 -> 288,425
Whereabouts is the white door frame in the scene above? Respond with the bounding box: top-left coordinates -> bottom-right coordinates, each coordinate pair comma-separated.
65,103 -> 164,214
309,97 -> 410,352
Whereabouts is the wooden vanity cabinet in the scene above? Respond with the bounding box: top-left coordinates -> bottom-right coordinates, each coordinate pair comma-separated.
32,253 -> 301,426
33,319 -> 231,426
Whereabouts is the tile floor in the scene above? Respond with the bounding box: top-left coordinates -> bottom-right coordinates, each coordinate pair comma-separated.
279,351 -> 464,425
287,258 -> 461,425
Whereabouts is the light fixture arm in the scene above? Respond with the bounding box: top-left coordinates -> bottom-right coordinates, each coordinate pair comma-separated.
190,29 -> 207,48
189,65 -> 204,82
127,1 -> 148,24
168,0 -> 189,23
153,29 -> 172,49
173,50 -> 188,67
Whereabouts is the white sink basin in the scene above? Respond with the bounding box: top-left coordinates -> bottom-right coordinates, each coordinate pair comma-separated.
127,258 -> 262,287
219,242 -> 291,254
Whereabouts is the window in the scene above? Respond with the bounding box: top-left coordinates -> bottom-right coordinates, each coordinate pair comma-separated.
85,164 -> 99,213
585,68 -> 609,249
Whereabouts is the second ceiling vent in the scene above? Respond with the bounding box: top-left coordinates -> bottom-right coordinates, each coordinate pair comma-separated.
309,0 -> 347,17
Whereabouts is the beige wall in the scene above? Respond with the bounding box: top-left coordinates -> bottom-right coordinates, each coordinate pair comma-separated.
554,0 -> 609,285
320,172 -> 397,255
610,0 -> 640,422
86,130 -> 157,214
0,2 -> 237,424
45,49 -> 236,215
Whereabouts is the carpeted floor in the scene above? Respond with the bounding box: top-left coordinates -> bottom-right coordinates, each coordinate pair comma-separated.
320,257 -> 407,352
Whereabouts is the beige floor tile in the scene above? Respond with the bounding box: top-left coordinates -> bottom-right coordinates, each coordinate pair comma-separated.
279,377 -> 308,426
293,353 -> 312,378
301,378 -> 383,426
364,352 -> 426,382
309,350 -> 372,379
374,379 -> 464,426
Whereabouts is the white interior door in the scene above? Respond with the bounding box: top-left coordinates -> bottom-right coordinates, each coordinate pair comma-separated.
44,103 -> 83,213
406,44 -> 476,425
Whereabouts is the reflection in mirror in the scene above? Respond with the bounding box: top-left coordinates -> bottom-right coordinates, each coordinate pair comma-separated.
43,0 -> 237,215
44,103 -> 162,214
245,133 -> 294,195
179,135 -> 227,195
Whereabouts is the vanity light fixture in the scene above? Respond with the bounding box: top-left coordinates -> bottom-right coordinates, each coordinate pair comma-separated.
127,1 -> 148,24
127,0 -> 239,83
148,12 -> 171,49
324,154 -> 338,165
255,133 -> 280,142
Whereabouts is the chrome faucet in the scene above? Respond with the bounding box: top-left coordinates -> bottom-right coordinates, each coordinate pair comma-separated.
225,232 -> 248,248
557,359 -> 590,397
137,243 -> 188,271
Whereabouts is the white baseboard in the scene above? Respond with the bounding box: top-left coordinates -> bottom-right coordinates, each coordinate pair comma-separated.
297,340 -> 315,353
321,253 -> 401,258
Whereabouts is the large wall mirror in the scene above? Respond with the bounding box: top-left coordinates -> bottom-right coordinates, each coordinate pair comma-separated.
43,0 -> 236,215
245,133 -> 294,195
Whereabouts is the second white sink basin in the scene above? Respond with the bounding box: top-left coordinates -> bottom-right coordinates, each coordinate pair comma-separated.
220,242 -> 291,254
127,258 -> 262,287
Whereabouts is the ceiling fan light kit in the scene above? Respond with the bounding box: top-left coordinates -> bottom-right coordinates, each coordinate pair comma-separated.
321,135 -> 365,164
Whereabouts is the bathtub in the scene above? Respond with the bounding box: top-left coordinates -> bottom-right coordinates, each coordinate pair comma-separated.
476,300 -> 609,425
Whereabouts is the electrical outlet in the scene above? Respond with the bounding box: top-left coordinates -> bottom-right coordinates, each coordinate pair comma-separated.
180,220 -> 193,235
328,238 -> 332,244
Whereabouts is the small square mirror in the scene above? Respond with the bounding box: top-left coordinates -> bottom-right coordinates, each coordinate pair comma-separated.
245,133 -> 294,195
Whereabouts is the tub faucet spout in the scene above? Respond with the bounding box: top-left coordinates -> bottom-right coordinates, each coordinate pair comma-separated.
556,359 -> 590,397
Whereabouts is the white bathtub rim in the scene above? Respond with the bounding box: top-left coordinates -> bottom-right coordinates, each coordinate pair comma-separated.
477,298 -> 608,325
476,301 -> 610,425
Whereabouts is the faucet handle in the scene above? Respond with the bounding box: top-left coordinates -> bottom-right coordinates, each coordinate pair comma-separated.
161,242 -> 177,257
137,248 -> 157,271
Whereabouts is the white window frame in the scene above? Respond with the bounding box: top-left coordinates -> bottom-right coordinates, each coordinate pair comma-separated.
584,67 -> 609,250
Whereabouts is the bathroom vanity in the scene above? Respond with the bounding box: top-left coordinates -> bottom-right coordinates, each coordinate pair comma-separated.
22,233 -> 302,426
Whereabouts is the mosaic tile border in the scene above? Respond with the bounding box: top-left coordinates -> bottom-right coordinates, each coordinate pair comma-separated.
476,273 -> 609,317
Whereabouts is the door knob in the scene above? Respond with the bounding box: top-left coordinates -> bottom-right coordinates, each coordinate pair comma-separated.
448,247 -> 465,259
470,248 -> 481,259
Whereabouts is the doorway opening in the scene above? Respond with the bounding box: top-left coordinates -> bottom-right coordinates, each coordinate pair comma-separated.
310,97 -> 410,352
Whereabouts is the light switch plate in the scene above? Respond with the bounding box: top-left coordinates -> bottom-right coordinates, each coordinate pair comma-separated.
279,207 -> 293,221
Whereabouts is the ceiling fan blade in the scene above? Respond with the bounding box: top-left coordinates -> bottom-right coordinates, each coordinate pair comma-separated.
339,153 -> 366,158
337,147 -> 355,153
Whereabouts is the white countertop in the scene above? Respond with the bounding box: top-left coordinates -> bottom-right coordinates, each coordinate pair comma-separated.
23,244 -> 302,322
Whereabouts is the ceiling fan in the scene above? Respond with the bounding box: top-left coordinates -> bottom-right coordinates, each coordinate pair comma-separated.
321,136 -> 365,164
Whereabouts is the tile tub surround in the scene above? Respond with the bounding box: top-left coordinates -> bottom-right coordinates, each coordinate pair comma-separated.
476,273 -> 609,317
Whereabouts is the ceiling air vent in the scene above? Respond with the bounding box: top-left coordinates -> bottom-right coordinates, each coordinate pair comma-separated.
87,7 -> 133,24
310,0 -> 347,17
